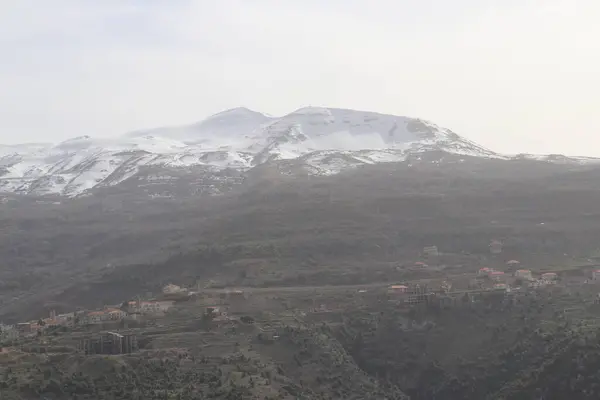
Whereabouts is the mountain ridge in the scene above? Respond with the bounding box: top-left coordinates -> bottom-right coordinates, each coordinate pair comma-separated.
1,106 -> 599,198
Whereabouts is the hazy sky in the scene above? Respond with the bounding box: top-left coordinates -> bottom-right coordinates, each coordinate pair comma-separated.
1,0 -> 599,155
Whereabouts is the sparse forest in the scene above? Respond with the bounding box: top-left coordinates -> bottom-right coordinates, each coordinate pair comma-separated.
4,157 -> 600,398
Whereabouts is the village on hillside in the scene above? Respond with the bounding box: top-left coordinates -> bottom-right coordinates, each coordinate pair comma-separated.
3,242 -> 600,349
0,285 -> 186,343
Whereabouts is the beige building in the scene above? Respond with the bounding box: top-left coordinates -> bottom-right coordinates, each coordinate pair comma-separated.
129,300 -> 175,314
489,271 -> 505,282
162,284 -> 186,294
515,269 -> 533,281
388,285 -> 408,294
423,246 -> 439,257
489,240 -> 503,254
541,272 -> 558,283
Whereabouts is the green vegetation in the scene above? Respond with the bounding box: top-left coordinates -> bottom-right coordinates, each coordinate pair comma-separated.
2,285 -> 600,399
4,158 -> 600,397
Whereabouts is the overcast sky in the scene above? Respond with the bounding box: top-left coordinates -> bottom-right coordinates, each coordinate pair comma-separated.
1,0 -> 599,155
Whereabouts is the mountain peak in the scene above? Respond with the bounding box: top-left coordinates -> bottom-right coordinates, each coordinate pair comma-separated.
288,106 -> 333,115
204,107 -> 267,122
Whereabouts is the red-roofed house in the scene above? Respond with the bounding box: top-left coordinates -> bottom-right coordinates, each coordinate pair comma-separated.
86,311 -> 108,324
42,318 -> 60,328
388,285 -> 408,294
478,267 -> 491,277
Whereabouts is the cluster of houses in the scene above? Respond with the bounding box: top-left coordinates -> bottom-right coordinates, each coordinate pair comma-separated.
390,258 -> 565,297
0,297 -> 176,342
478,267 -> 506,281
478,260 -> 561,290
0,310 -> 78,341
0,283 -> 243,342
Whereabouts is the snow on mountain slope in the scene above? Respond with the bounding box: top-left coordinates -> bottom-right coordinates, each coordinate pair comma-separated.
246,107 -> 503,162
510,153 -> 600,165
2,106 -> 598,198
125,107 -> 273,149
0,143 -> 52,157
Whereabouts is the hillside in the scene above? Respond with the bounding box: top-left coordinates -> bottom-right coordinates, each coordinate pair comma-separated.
2,277 -> 600,399
4,108 -> 600,398
3,155 -> 600,322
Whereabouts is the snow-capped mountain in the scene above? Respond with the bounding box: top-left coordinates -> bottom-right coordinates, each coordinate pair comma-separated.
1,107 -> 598,198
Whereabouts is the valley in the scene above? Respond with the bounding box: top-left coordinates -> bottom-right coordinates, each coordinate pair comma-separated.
3,107 -> 600,398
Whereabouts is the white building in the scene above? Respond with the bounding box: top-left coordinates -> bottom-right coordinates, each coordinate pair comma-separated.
130,301 -> 175,314
162,284 -> 186,294
423,246 -> 439,257
106,309 -> 127,320
541,272 -> 558,283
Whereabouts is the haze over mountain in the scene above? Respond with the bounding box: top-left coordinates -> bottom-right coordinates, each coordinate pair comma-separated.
4,3 -> 600,399
2,106 -> 598,198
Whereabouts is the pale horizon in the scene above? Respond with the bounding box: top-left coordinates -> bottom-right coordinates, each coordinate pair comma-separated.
1,0 -> 599,156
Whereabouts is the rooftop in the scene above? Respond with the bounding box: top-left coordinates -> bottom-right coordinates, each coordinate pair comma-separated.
87,311 -> 106,316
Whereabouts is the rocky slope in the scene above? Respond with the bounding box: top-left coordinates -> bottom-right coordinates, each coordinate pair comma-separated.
5,106 -> 594,198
